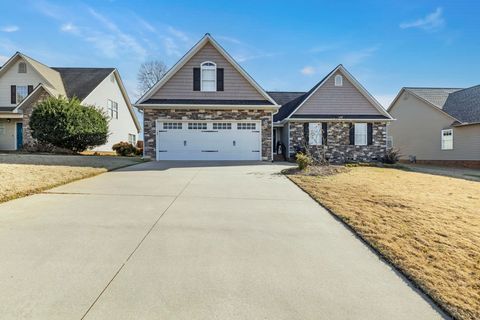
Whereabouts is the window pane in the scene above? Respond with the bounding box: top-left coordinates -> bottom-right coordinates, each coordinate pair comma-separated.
354,123 -> 367,145
16,86 -> 28,103
309,123 -> 322,145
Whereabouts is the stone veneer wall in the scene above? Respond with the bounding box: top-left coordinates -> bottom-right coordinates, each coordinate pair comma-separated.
21,91 -> 50,148
288,121 -> 387,163
143,108 -> 273,160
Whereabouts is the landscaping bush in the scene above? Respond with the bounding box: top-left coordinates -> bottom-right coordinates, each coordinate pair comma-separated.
112,141 -> 139,156
29,96 -> 109,153
382,148 -> 400,164
296,153 -> 312,171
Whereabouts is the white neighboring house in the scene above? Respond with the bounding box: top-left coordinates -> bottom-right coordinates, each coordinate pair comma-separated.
0,52 -> 140,151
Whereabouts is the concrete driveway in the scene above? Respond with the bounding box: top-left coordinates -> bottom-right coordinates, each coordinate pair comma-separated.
0,161 -> 447,319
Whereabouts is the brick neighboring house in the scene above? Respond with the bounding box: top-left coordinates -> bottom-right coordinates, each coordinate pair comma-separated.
136,33 -> 394,162
0,52 -> 140,151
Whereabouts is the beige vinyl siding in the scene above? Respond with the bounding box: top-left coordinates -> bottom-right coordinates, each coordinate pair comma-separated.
0,119 -> 21,150
0,59 -> 45,107
388,91 -> 480,160
152,43 -> 265,100
295,71 -> 382,116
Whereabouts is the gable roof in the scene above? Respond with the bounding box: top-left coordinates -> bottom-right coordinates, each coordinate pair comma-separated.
273,65 -> 393,122
0,52 -> 66,97
267,91 -> 306,105
443,85 -> 480,123
53,67 -> 115,100
404,88 -> 462,108
387,86 -> 480,125
136,34 -> 278,107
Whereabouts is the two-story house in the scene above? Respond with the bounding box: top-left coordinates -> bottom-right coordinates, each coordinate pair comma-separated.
136,34 -> 393,162
0,52 -> 140,151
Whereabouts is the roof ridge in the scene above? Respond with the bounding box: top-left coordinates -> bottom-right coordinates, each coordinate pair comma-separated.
404,87 -> 463,90
447,84 -> 480,94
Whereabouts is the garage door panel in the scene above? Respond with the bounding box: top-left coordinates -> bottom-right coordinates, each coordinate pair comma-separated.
156,121 -> 261,161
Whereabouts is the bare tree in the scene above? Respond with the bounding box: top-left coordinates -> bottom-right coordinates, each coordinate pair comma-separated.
137,60 -> 168,96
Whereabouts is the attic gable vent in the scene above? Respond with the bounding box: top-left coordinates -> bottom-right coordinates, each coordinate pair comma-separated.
334,74 -> 343,86
18,62 -> 27,73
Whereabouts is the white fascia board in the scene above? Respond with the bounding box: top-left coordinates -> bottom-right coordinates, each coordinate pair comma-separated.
135,103 -> 279,110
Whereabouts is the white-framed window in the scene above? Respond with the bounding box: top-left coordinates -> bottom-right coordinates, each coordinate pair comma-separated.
163,122 -> 182,130
0,123 -> 5,135
16,86 -> 28,103
441,129 -> 453,150
334,74 -> 343,86
354,123 -> 368,146
308,123 -> 322,145
18,62 -> 27,73
188,122 -> 207,130
128,134 -> 136,145
107,100 -> 118,119
200,61 -> 216,92
237,123 -> 256,130
213,122 -> 231,130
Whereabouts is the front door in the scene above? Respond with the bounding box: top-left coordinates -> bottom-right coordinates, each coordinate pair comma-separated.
16,122 -> 23,149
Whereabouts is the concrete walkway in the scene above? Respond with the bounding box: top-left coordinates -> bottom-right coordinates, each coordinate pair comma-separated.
0,161 -> 447,319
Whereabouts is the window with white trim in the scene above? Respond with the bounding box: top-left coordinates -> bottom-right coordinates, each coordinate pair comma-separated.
16,86 -> 28,103
0,123 -> 5,135
308,123 -> 322,145
213,122 -> 231,130
237,123 -> 256,130
334,74 -> 343,86
441,129 -> 453,150
163,122 -> 182,130
107,100 -> 118,119
128,134 -> 136,145
18,62 -> 27,73
354,123 -> 367,146
200,61 -> 216,92
188,122 -> 207,130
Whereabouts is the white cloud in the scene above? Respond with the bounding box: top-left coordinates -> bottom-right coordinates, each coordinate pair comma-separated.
234,52 -> 277,62
167,26 -> 190,43
60,23 -> 78,34
342,46 -> 378,66
301,66 -> 317,76
400,7 -> 445,31
1,25 -> 19,33
162,37 -> 182,56
309,43 -> 340,53
217,35 -> 243,45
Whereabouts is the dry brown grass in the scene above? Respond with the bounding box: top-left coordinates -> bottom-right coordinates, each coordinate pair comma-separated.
0,154 -> 143,203
289,167 -> 480,320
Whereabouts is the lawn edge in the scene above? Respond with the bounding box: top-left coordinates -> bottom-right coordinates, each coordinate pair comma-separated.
0,160 -> 145,204
285,173 -> 454,320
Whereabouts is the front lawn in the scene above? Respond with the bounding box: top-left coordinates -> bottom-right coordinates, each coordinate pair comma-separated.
288,167 -> 479,320
0,154 -> 143,203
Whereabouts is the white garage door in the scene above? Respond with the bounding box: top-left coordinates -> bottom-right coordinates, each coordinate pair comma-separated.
156,120 -> 262,160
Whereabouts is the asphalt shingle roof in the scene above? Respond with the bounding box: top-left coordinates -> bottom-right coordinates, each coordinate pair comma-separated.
267,91 -> 305,106
52,67 -> 115,100
406,87 -> 462,108
443,85 -> 480,123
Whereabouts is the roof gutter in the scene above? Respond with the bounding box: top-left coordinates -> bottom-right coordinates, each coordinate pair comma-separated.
135,104 -> 280,110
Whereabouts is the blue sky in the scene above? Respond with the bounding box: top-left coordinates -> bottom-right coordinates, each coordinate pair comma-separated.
1,0 -> 479,107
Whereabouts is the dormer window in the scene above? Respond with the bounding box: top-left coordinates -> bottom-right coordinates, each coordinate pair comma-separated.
200,61 -> 216,92
18,62 -> 27,73
334,74 -> 343,86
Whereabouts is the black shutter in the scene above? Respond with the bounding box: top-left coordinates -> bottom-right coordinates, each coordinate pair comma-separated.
28,85 -> 33,95
349,123 -> 355,145
216,68 -> 224,91
193,68 -> 200,91
367,123 -> 373,145
11,85 -> 16,104
322,122 -> 328,145
303,123 -> 309,143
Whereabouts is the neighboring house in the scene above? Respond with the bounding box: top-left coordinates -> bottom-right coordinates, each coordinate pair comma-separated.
388,86 -> 480,167
136,33 -> 393,162
0,52 -> 140,151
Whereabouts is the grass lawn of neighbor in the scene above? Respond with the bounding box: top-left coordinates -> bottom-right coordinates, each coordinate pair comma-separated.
0,154 -> 143,203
